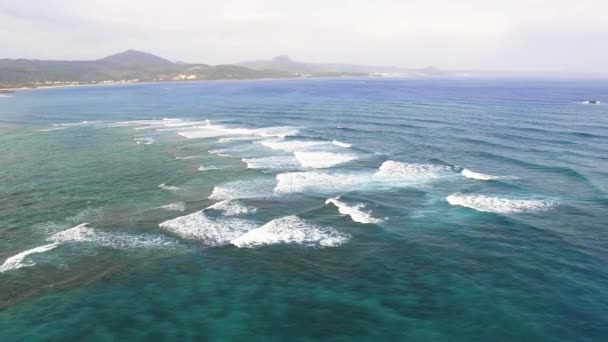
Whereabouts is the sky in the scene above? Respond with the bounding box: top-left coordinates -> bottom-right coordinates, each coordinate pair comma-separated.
1,0 -> 607,73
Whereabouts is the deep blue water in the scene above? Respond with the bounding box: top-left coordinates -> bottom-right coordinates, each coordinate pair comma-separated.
0,78 -> 607,341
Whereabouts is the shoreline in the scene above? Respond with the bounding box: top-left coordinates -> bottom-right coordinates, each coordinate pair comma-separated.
0,75 -> 382,92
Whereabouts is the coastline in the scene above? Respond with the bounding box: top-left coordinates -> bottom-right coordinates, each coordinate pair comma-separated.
0,75 -> 384,93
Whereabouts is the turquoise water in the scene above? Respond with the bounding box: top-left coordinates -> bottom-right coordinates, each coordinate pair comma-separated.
0,78 -> 607,341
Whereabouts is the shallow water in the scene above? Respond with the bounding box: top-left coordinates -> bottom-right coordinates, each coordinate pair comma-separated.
1,78 -> 607,341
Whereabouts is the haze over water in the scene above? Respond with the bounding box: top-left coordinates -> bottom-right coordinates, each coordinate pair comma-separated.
1,78 -> 607,340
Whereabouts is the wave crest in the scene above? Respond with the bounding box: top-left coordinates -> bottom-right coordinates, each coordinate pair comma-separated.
231,216 -> 349,248
446,193 -> 556,214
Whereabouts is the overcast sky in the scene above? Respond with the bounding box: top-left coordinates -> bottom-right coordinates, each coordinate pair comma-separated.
1,0 -> 607,73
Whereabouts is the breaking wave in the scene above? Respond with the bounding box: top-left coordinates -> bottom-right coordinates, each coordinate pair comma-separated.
158,183 -> 180,191
159,202 -> 186,212
461,168 -> 517,181
205,200 -> 257,216
294,151 -> 359,169
275,160 -> 456,194
231,216 -> 349,248
159,211 -> 257,246
325,197 -> 383,224
332,140 -> 352,148
0,244 -> 59,273
446,193 -> 556,214
48,223 -> 178,249
242,156 -> 300,170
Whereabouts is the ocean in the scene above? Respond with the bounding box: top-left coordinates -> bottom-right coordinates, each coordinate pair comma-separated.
0,78 -> 607,341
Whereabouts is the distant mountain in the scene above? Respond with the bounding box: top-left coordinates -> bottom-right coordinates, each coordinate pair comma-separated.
0,50 -> 294,88
239,55 -> 445,76
97,50 -> 173,67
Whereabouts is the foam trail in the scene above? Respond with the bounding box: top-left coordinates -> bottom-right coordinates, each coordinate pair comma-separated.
325,197 -> 382,224
208,149 -> 233,158
198,164 -> 220,171
376,160 -> 453,180
179,124 -> 298,140
275,160 -> 455,194
160,202 -> 186,212
134,137 -> 155,145
257,139 -> 330,152
158,183 -> 180,191
209,179 -> 276,200
159,211 -> 256,245
332,140 -> 352,148
0,244 -> 59,273
48,223 -> 177,249
175,156 -> 203,160
461,168 -> 517,181
242,156 -> 300,170
446,193 -> 556,214
231,216 -> 349,248
294,151 -> 359,168
205,200 -> 257,216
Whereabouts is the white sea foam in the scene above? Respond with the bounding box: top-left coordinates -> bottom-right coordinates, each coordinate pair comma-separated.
198,164 -> 220,171
275,160 -> 454,194
461,168 -> 517,181
160,202 -> 186,212
134,137 -> 155,145
208,149 -> 233,158
446,193 -> 556,214
332,140 -> 352,148
375,160 -> 453,180
178,124 -> 298,140
0,244 -> 59,273
325,197 -> 383,224
294,151 -> 359,168
158,183 -> 180,191
275,171 -> 363,194
242,156 -> 300,170
41,120 -> 103,131
175,156 -> 203,160
48,223 -> 177,249
257,139 -> 330,152
205,200 -> 257,216
209,179 -> 275,200
231,216 -> 349,248
159,211 -> 257,245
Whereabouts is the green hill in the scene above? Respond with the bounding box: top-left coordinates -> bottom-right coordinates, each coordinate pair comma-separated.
0,50 -> 295,88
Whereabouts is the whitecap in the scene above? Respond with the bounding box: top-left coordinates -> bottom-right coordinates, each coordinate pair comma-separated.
461,168 -> 517,181
48,223 -> 178,249
158,183 -> 180,191
256,139 -> 330,152
242,156 -> 300,170
275,160 -> 454,194
134,137 -> 155,145
231,216 -> 349,248
325,197 -> 382,224
0,244 -> 59,273
178,124 -> 298,140
375,160 -> 453,180
175,156 -> 203,160
294,151 -> 359,168
446,193 -> 556,214
332,140 -> 352,148
159,211 -> 257,245
160,202 -> 186,212
205,200 -> 257,216
209,179 -> 275,200
198,164 -> 220,171
275,171 -> 368,194
208,149 -> 233,158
